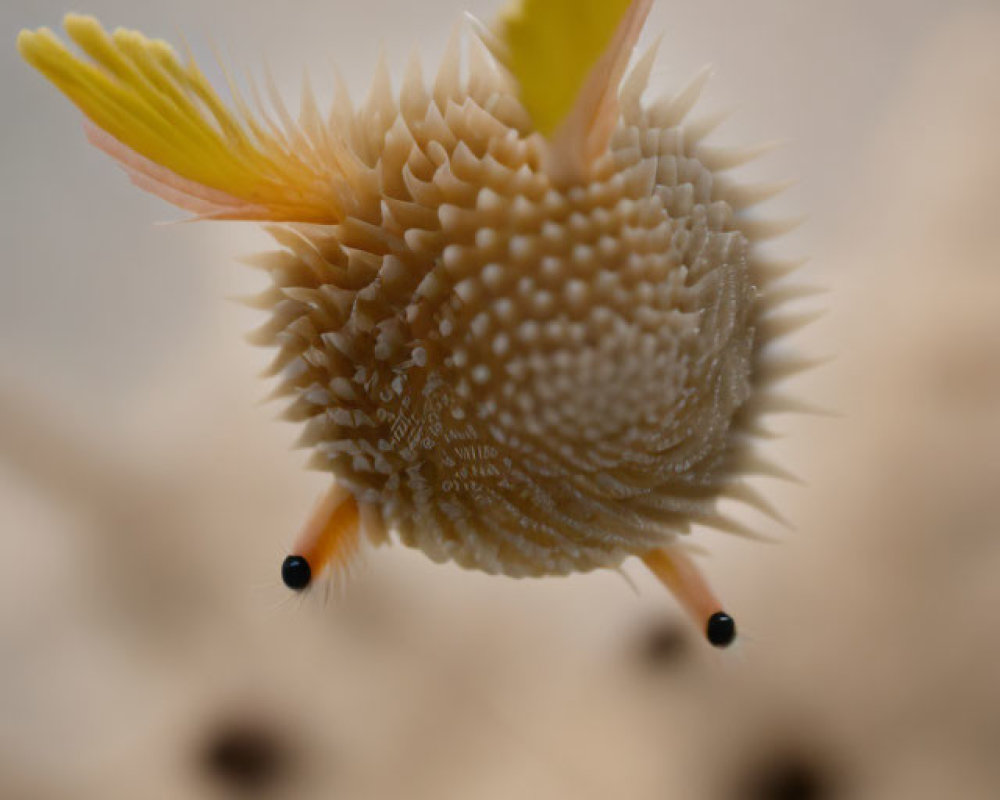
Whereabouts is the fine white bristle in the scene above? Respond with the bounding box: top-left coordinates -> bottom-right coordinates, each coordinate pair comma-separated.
695,139 -> 786,171
723,178 -> 798,210
758,308 -> 828,341
620,37 -> 662,121
721,481 -> 792,528
752,256 -> 809,284
737,215 -> 806,241
652,64 -> 712,126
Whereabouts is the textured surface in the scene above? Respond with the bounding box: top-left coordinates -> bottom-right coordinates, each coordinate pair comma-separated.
5,2 -> 1000,798
249,30 -> 780,576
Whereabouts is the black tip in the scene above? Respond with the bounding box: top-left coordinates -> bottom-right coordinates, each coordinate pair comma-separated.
706,611 -> 736,648
281,555 -> 311,591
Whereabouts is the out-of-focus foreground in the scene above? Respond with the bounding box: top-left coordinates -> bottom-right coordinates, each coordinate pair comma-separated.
2,1 -> 1000,798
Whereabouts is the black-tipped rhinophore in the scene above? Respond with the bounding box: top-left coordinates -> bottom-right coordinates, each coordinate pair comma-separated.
281,555 -> 311,591
706,611 -> 736,648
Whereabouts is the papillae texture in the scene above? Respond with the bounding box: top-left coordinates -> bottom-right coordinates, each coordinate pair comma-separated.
250,37 -> 792,577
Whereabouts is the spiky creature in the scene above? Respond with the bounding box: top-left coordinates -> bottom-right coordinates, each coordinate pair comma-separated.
18,0 -> 809,647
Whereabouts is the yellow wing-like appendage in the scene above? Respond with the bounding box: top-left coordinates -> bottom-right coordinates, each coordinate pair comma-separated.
500,0 -> 632,136
498,0 -> 652,183
17,15 -> 357,222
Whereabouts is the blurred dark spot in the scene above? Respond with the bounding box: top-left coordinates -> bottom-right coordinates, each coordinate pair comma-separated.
737,747 -> 835,800
199,720 -> 293,794
638,619 -> 689,668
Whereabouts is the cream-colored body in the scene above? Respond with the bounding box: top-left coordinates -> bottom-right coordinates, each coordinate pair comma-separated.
254,35 -> 776,577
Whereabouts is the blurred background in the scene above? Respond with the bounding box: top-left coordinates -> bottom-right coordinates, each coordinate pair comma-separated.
2,0 -> 1000,797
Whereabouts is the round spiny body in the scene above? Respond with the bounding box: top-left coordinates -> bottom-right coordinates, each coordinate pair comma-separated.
256,50 -> 762,577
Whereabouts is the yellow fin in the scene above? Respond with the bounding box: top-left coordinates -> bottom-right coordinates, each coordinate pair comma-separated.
17,15 -> 357,222
498,0 -> 652,183
499,0 -> 632,136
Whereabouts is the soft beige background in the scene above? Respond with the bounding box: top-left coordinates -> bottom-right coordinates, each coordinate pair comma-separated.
2,1 -> 1000,798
